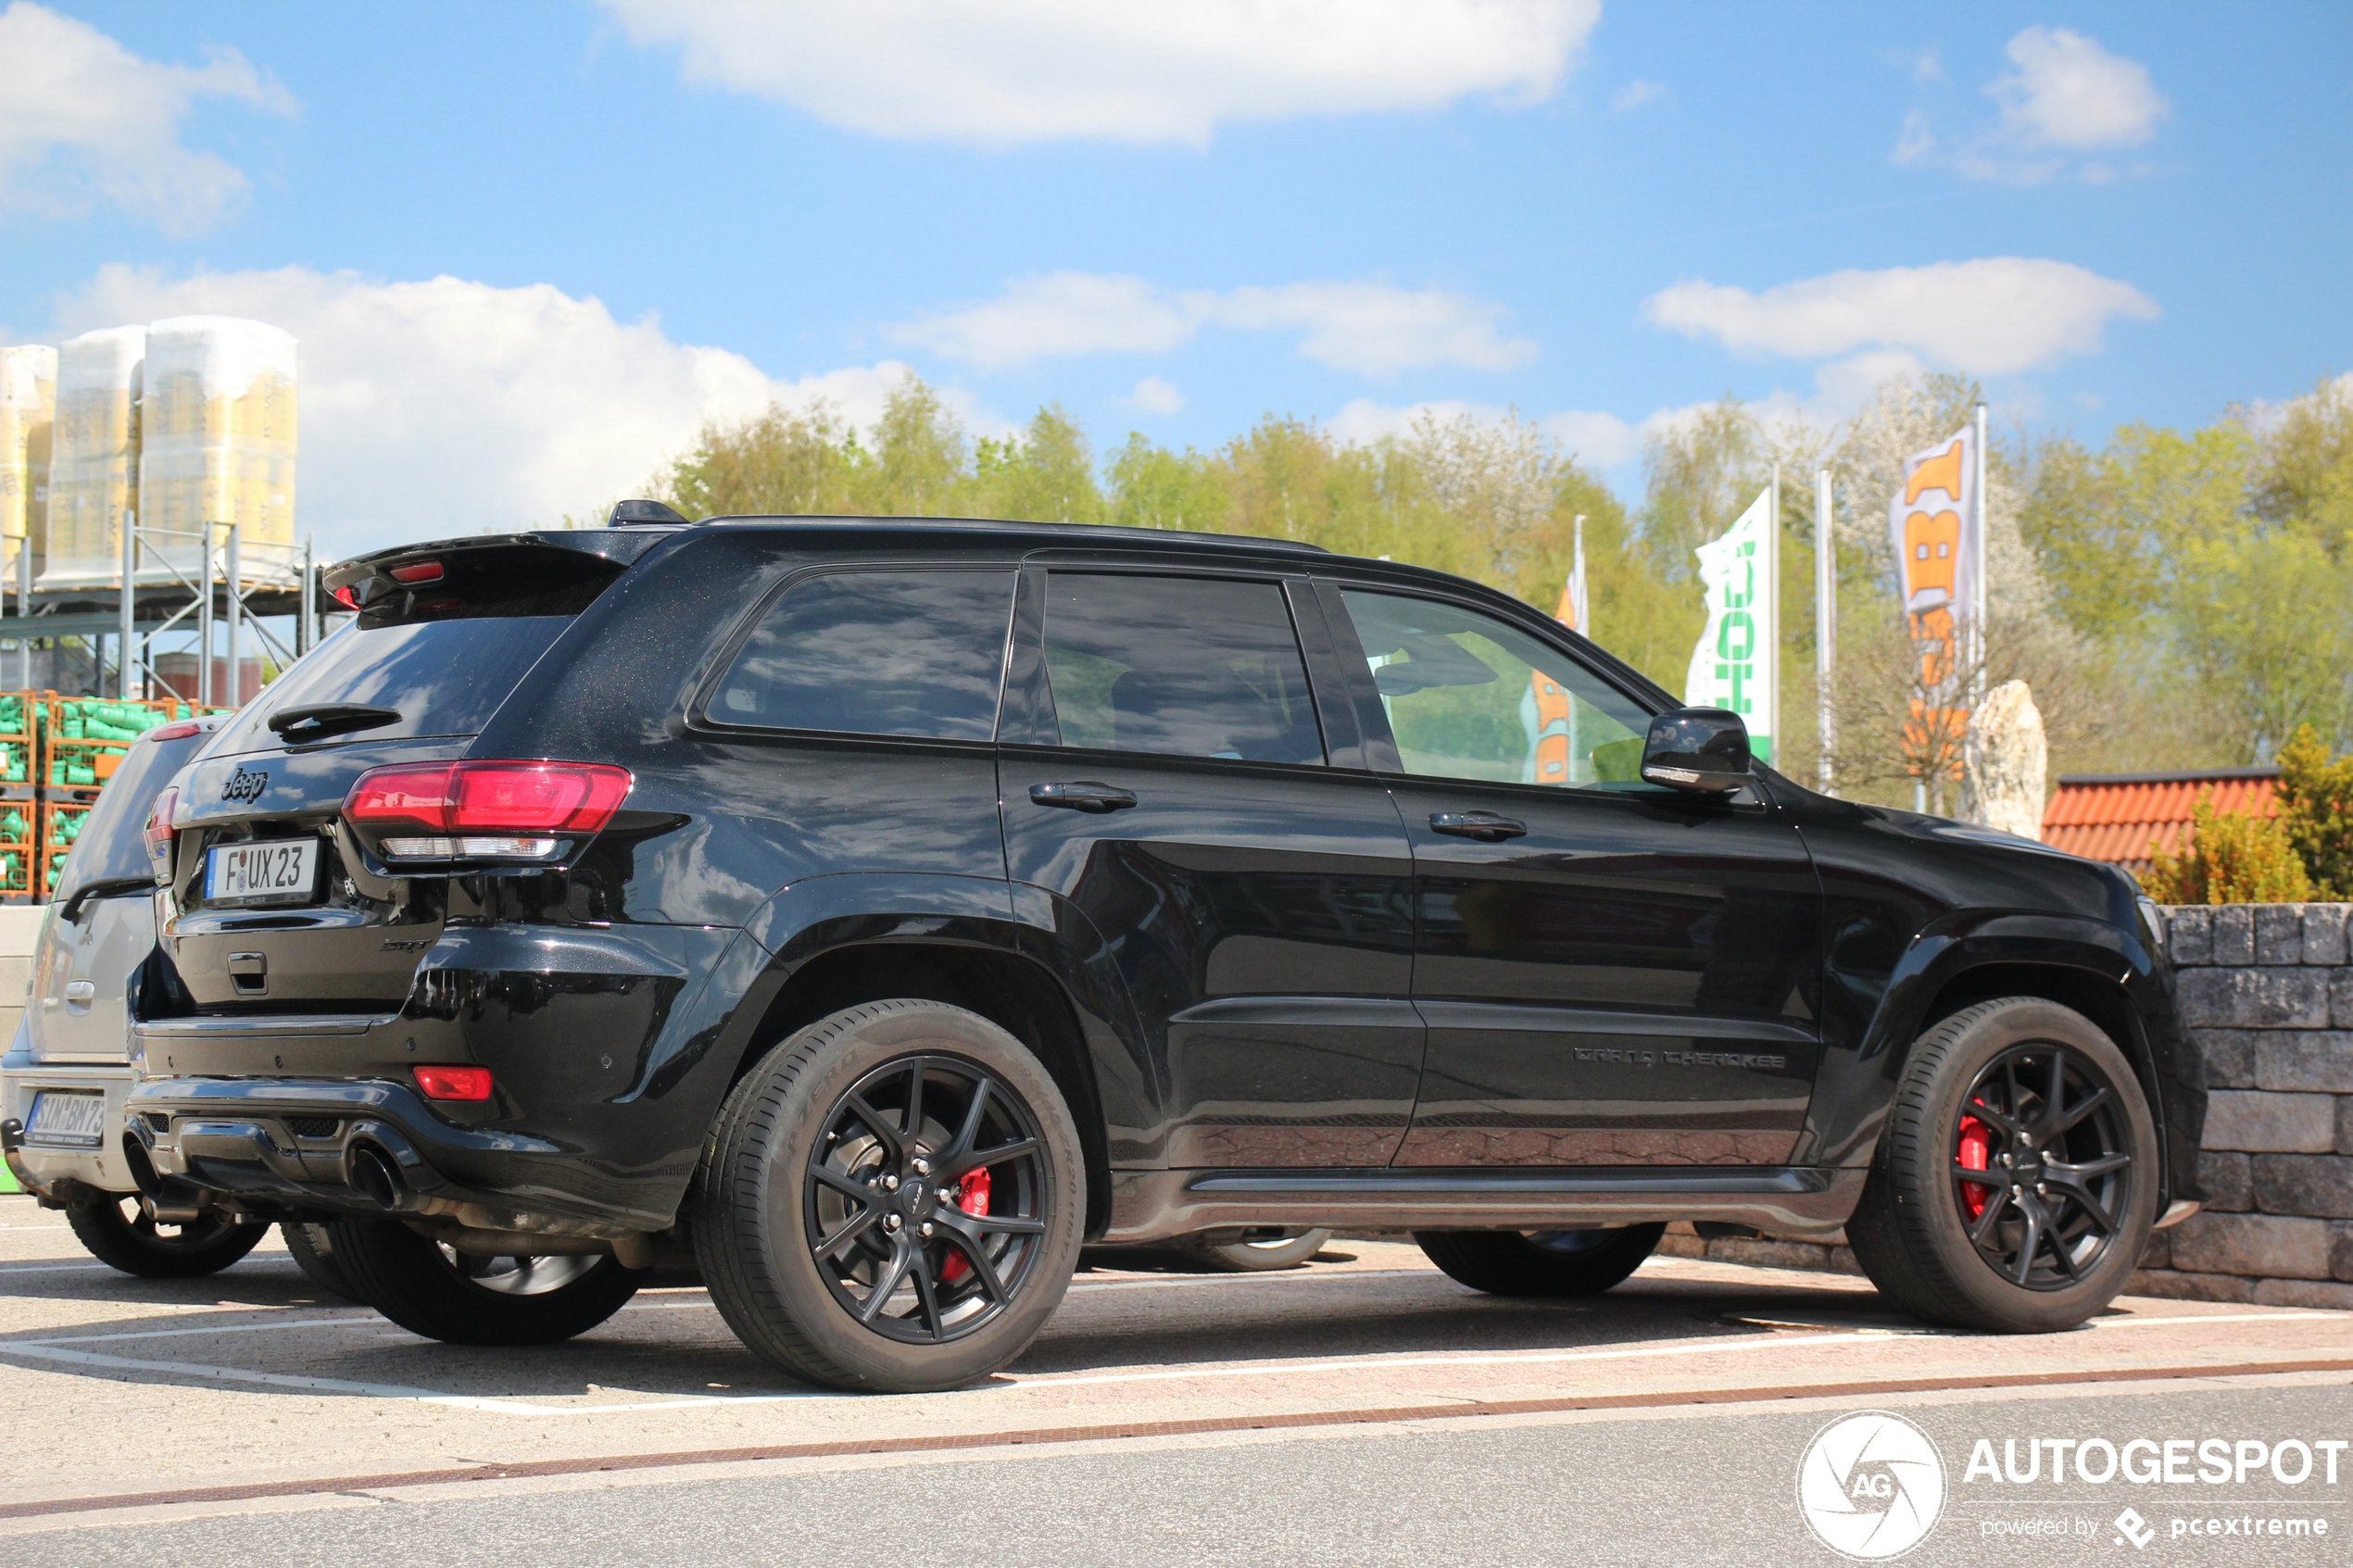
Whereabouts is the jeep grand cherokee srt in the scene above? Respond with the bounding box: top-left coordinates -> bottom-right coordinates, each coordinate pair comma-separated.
125,514 -> 2203,1392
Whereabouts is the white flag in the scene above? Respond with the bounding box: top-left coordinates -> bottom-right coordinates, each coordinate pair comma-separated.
1684,486 -> 1775,765
1887,423 -> 1979,704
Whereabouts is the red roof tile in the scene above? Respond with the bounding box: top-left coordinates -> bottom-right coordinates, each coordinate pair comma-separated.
2040,770 -> 2278,872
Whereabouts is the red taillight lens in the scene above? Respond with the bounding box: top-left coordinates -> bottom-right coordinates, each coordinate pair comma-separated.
343,761 -> 631,861
386,560 -> 444,583
144,784 -> 180,882
414,1064 -> 494,1101
344,763 -> 459,834
332,583 -> 359,608
145,720 -> 204,742
449,763 -> 631,833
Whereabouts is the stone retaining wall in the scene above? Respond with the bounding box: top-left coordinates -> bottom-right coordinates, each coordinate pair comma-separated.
2133,903 -> 2353,1308
1663,903 -> 2353,1307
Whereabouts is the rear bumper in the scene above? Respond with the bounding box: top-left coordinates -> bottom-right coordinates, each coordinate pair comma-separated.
0,1049 -> 139,1200
125,1074 -> 663,1240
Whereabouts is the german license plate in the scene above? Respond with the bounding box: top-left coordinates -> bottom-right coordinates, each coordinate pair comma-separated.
205,838 -> 320,908
25,1090 -> 105,1148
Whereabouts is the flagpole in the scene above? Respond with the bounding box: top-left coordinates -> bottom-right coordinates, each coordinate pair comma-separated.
1815,468 -> 1835,797
1972,403 -> 1988,706
1572,514 -> 1586,633
1768,463 -> 1780,770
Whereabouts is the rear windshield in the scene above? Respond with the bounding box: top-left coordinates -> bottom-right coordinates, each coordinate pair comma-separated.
205,617 -> 574,757
51,728 -> 216,897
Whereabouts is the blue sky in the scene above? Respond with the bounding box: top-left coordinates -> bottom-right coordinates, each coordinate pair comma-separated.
3,1 -> 2347,558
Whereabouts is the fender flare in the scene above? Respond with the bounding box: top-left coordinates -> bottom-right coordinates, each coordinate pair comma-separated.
1795,909 -> 2184,1205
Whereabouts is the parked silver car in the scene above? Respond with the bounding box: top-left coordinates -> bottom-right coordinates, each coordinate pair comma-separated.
0,716 -> 298,1277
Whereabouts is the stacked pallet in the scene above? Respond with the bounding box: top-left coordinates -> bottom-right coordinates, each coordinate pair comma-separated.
0,691 -> 226,902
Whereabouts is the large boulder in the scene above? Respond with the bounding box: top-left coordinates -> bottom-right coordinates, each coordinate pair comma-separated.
1963,679 -> 2047,839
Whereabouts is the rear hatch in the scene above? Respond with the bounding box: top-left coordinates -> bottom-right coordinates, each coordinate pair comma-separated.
163,533 -> 646,1015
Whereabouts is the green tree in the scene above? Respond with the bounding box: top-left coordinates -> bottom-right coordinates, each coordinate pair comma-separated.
2247,374 -> 2353,547
971,404 -> 1104,522
1104,434 -> 1231,533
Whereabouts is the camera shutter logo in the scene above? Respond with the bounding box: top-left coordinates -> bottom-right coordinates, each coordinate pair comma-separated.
1796,1411 -> 1946,1560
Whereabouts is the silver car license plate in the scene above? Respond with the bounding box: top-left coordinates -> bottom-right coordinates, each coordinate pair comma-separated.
25,1090 -> 105,1148
205,838 -> 320,908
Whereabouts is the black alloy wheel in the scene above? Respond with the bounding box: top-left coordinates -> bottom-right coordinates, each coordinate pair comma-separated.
1950,1042 -> 2133,1291
696,1000 -> 1086,1393
805,1053 -> 1051,1345
67,1194 -> 269,1278
1845,996 -> 2158,1334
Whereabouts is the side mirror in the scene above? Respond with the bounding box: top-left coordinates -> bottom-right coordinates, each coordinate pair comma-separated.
1641,707 -> 1753,794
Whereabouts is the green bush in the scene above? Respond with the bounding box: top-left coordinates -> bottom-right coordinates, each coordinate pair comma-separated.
2141,791 -> 2312,904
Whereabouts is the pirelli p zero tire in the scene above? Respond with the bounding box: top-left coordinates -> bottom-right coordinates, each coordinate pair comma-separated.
325,1219 -> 646,1346
694,1000 -> 1087,1394
1846,997 -> 2159,1334
1415,1224 -> 1666,1298
281,1221 -> 358,1300
67,1194 -> 268,1279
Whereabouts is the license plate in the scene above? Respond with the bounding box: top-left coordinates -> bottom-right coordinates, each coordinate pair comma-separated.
25,1090 -> 105,1148
205,838 -> 320,908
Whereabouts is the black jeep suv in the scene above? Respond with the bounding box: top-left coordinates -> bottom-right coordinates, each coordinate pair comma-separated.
127,516 -> 2202,1392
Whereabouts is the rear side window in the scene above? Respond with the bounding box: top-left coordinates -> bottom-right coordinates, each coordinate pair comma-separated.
49,728 -> 215,896
207,618 -> 575,757
711,569 -> 1014,740
1040,573 -> 1324,765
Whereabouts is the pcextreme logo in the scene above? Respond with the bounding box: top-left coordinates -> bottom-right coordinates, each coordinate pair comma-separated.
1797,1410 -> 1948,1561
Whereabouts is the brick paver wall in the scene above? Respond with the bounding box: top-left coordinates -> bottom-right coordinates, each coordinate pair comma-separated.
1664,903 -> 2353,1308
2134,903 -> 2353,1308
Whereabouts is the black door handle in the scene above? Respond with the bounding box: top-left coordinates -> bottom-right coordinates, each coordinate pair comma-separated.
1429,810 -> 1527,842
1030,782 -> 1138,813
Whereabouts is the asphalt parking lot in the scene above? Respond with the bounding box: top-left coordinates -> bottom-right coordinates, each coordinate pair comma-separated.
3,1205 -> 2348,1564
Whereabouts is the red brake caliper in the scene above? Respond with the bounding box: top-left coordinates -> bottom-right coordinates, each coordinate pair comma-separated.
1957,1112 -> 1992,1220
937,1166 -> 991,1284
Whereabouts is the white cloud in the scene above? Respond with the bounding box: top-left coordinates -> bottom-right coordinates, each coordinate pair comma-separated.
53,265 -> 982,558
1991,26 -> 2169,149
1612,79 -> 1667,112
1326,398 -> 1637,468
0,2 -> 295,233
598,0 -> 1599,147
889,273 -> 1189,369
1896,27 -> 2167,183
1642,257 -> 2158,376
1126,375 -> 1186,415
891,272 -> 1537,379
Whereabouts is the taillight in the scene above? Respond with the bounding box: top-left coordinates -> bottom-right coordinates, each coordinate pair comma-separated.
332,583 -> 359,608
343,760 -> 631,864
386,560 -> 444,583
144,784 -> 180,883
414,1064 -> 494,1101
146,720 -> 204,742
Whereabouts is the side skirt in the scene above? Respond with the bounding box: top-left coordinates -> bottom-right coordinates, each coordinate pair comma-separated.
1103,1165 -> 1865,1244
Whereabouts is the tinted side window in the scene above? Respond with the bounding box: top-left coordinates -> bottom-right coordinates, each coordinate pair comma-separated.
1042,573 -> 1323,765
1339,589 -> 1657,789
714,569 -> 1013,740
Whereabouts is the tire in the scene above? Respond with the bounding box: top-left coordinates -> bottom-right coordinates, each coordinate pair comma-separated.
282,1221 -> 358,1300
1845,997 -> 2159,1334
1415,1224 -> 1665,1298
67,1194 -> 268,1279
694,1000 -> 1087,1393
326,1218 -> 645,1345
1184,1227 -> 1335,1272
